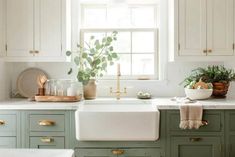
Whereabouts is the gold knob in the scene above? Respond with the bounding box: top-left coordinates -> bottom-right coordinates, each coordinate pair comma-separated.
0,120 -> 5,125
208,49 -> 212,53
29,50 -> 35,54
203,49 -> 207,53
35,50 -> 39,54
111,150 -> 125,155
41,137 -> 54,143
189,137 -> 202,142
38,120 -> 55,126
201,120 -> 209,126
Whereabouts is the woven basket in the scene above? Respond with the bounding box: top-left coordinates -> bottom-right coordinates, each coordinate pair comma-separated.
212,82 -> 229,98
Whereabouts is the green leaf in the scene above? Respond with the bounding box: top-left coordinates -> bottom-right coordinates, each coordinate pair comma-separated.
95,40 -> 101,49
102,63 -> 107,69
91,72 -> 96,77
111,53 -> 118,58
87,57 -> 92,64
66,51 -> 72,56
82,53 -> 88,58
107,37 -> 112,42
90,36 -> 95,40
108,55 -> 112,61
74,56 -> 80,65
109,46 -> 113,51
102,37 -> 107,43
67,68 -> 73,75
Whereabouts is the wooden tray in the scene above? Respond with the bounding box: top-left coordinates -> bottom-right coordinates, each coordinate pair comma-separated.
35,95 -> 82,102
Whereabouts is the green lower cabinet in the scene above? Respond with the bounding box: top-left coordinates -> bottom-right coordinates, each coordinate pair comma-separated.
0,137 -> 16,148
227,135 -> 235,157
75,148 -> 160,157
171,136 -> 221,157
29,137 -> 65,149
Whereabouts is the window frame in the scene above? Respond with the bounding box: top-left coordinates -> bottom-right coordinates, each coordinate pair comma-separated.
80,3 -> 159,80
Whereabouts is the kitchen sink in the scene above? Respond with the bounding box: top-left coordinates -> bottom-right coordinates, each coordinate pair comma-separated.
75,99 -> 160,141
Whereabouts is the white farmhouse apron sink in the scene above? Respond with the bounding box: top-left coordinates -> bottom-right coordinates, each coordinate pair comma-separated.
75,100 -> 160,141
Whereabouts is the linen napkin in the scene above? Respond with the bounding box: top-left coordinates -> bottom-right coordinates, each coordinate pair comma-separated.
179,102 -> 203,129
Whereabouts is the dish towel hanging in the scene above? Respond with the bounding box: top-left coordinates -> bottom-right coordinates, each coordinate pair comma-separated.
179,102 -> 204,129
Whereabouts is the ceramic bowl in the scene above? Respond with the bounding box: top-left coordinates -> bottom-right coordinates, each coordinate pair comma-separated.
184,88 -> 213,100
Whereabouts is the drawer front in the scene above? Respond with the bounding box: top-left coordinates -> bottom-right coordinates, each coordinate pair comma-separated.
76,148 -> 160,157
29,115 -> 65,132
227,112 -> 235,131
0,137 -> 16,148
29,137 -> 65,149
168,111 -> 222,132
0,114 -> 16,133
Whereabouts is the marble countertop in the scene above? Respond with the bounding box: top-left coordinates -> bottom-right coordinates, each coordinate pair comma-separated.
0,97 -> 235,110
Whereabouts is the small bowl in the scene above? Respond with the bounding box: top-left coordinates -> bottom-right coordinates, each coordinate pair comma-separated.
184,88 -> 213,100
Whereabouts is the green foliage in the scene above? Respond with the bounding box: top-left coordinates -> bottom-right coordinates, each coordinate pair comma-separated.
66,31 -> 119,85
181,65 -> 235,87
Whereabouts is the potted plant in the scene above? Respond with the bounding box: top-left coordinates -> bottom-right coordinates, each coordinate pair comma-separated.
66,31 -> 119,99
181,65 -> 235,98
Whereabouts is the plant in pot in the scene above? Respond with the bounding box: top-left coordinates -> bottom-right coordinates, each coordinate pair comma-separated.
181,65 -> 235,98
66,31 -> 119,100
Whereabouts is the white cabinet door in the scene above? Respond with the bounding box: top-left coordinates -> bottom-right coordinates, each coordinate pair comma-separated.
178,0 -> 207,56
34,0 -> 62,57
6,0 -> 34,57
207,0 -> 233,56
0,0 -> 5,56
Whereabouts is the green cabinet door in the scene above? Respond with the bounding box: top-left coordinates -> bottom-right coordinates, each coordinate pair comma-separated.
228,135 -> 235,157
171,136 -> 221,157
75,148 -> 160,157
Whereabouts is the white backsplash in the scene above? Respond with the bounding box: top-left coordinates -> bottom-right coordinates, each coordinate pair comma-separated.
6,61 -> 235,98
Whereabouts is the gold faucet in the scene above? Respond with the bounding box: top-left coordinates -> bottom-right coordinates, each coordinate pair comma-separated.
110,64 -> 127,100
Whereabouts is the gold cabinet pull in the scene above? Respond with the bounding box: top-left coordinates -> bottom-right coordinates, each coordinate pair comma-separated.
38,120 -> 55,126
203,49 -> 207,53
208,49 -> 212,53
41,137 -> 54,143
29,50 -> 35,54
0,120 -> 5,125
189,137 -> 202,142
201,120 -> 209,126
34,50 -> 39,54
111,149 -> 125,155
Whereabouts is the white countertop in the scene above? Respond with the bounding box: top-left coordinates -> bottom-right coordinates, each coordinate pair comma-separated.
0,149 -> 74,157
1,97 -> 235,110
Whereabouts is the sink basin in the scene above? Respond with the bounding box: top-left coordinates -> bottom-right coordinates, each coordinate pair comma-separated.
75,100 -> 160,141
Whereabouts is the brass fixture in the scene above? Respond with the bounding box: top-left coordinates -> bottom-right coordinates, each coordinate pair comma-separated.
41,137 -> 54,143
111,149 -> 125,155
208,49 -> 212,53
110,64 -> 127,100
203,49 -> 207,53
0,120 -> 5,125
38,120 -> 55,126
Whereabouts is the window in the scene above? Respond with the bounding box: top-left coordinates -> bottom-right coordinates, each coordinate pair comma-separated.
80,1 -> 159,79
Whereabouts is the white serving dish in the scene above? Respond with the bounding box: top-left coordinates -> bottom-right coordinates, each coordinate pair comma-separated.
184,88 -> 213,100
75,102 -> 160,141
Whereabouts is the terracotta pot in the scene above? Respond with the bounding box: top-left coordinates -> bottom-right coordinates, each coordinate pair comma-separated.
83,79 -> 97,100
212,82 -> 230,98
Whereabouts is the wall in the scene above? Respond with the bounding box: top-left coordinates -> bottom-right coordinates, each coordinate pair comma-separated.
8,61 -> 235,98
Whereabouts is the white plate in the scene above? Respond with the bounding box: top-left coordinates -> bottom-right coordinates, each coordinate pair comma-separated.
17,68 -> 48,98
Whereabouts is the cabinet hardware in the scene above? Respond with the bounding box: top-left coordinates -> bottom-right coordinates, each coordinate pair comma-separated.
189,137 -> 202,142
34,50 -> 39,54
111,149 -> 125,155
233,44 -> 235,50
208,49 -> 212,53
29,50 -> 35,54
41,137 -> 54,143
201,120 -> 209,126
0,120 -> 5,125
178,44 -> 180,51
38,120 -> 55,126
203,49 -> 207,53
5,45 -> 7,51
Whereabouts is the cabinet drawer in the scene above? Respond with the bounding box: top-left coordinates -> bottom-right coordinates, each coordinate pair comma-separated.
0,114 -> 16,134
227,112 -> 235,131
0,137 -> 16,148
29,136 -> 65,149
75,148 -> 160,157
29,114 -> 65,132
168,111 -> 222,132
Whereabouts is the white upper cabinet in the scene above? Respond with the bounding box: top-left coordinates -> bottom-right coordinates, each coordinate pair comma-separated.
178,0 -> 207,56
6,0 -> 34,57
176,0 -> 234,59
5,0 -> 70,61
207,0 -> 233,56
34,0 -> 62,57
0,0 -> 5,56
